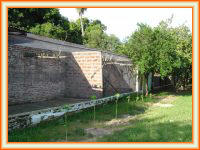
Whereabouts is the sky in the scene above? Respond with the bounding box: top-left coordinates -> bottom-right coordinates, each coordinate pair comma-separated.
59,8 -> 192,41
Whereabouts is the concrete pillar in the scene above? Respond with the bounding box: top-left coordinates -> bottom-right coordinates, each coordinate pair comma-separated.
135,69 -> 139,92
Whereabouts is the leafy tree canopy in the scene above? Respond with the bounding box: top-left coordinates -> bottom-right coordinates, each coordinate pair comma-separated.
8,8 -> 69,30
8,8 -> 121,52
118,18 -> 192,90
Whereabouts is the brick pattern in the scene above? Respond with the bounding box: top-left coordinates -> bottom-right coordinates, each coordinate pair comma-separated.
8,45 -> 68,105
8,46 -> 104,104
65,51 -> 103,99
102,54 -> 136,96
8,45 -> 134,104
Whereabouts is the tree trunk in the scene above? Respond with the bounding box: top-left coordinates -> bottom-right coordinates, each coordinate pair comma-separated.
80,14 -> 84,36
172,73 -> 176,89
145,74 -> 148,96
146,81 -> 148,96
151,73 -> 154,92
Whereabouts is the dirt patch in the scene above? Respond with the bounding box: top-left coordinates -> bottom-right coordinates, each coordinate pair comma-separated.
160,95 -> 176,103
105,114 -> 137,126
85,128 -> 112,137
153,103 -> 174,107
153,95 -> 176,107
154,96 -> 166,99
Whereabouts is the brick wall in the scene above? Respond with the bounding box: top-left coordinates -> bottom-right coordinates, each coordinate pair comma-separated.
8,45 -> 68,105
8,42 -> 135,105
102,53 -> 137,96
8,45 -> 103,105
65,51 -> 103,99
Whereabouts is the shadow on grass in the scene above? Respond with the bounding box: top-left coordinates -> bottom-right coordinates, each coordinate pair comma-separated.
152,88 -> 192,97
174,90 -> 192,97
97,117 -> 192,142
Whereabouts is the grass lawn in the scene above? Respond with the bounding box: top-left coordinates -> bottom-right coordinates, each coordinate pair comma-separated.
8,91 -> 192,142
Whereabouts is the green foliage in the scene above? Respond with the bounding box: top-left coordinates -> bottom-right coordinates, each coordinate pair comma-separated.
67,21 -> 83,44
8,8 -> 69,30
154,22 -> 192,88
127,95 -> 131,103
115,93 -> 120,99
118,19 -> 192,90
114,93 -> 121,118
122,24 -> 156,75
105,34 -> 121,51
8,8 -> 121,52
30,22 -> 67,40
8,9 -> 191,90
84,21 -> 121,51
84,23 -> 107,49
90,95 -> 97,124
90,95 -> 97,100
63,104 -> 70,110
61,104 -> 70,141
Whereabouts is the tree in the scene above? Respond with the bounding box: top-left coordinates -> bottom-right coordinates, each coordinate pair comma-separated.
173,25 -> 192,89
83,20 -> 121,51
29,22 -> 67,40
8,8 -> 121,51
67,21 -> 83,44
154,21 -> 192,89
84,24 -> 107,49
8,8 -> 71,42
118,19 -> 192,92
123,23 -> 156,95
76,8 -> 87,36
8,8 -> 69,31
105,34 -> 121,51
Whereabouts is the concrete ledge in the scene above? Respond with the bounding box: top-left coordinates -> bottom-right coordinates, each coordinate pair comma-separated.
8,92 -> 133,132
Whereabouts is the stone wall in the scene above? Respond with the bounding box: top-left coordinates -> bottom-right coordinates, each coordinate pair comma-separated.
65,51 -> 103,99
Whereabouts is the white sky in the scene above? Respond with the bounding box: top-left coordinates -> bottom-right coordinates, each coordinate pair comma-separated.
59,8 -> 192,41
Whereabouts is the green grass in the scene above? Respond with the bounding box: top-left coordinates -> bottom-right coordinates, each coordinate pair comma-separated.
98,91 -> 192,142
8,91 -> 192,142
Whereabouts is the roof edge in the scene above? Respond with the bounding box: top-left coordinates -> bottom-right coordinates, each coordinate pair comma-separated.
8,26 -> 130,60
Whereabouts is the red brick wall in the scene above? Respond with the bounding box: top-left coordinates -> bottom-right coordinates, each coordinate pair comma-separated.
65,51 -> 103,99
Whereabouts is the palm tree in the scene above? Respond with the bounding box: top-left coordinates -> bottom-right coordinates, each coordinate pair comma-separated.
76,8 -> 87,36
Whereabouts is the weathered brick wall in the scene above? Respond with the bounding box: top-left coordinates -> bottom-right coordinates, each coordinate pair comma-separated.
8,34 -> 136,105
65,51 -> 103,99
8,45 -> 68,105
8,45 -> 103,104
102,52 -> 137,96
